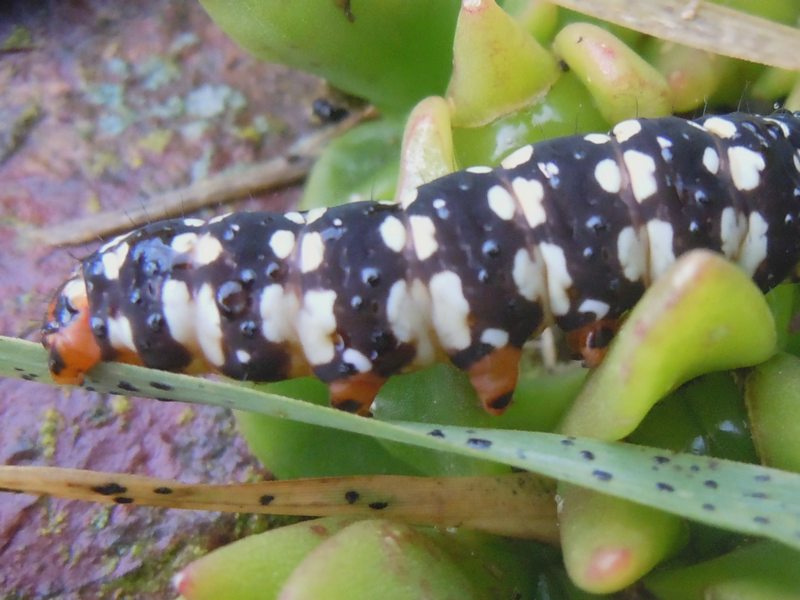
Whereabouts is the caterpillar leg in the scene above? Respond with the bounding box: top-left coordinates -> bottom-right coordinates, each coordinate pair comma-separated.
565,318 -> 622,368
328,372 -> 387,416
466,346 -> 522,415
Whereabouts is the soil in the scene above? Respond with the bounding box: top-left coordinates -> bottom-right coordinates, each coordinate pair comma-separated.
0,1 -> 322,597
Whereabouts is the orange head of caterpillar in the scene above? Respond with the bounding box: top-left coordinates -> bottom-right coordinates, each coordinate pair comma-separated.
41,276 -> 102,385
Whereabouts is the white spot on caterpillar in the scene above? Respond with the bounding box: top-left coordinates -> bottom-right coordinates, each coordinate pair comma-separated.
260,284 -> 300,343
386,279 -> 435,366
617,226 -> 646,281
720,207 -> 746,259
410,215 -> 438,261
208,213 -> 231,225
584,133 -> 610,145
236,349 -> 251,364
269,229 -> 296,260
578,299 -> 610,320
728,146 -> 765,191
196,282 -> 224,367
171,232 -> 198,254
539,243 -> 573,316
623,150 -> 658,202
162,280 -> 195,347
501,144 -> 533,169
703,116 -> 738,139
284,212 -> 306,225
300,232 -> 325,273
512,177 -> 546,228
512,248 -> 544,302
183,218 -> 205,228
764,118 -> 790,138
379,215 -> 407,253
466,165 -> 492,174
647,219 -> 677,279
480,328 -> 509,348
432,198 -> 449,219
429,270 -> 471,351
298,289 -> 338,365
702,147 -> 720,174
794,150 -> 800,173
305,207 -> 327,225
612,119 -> 642,142
487,185 -> 516,220
61,278 -> 87,307
656,136 -> 672,149
194,234 -> 224,266
739,211 -> 769,276
101,242 -> 129,280
98,233 -> 130,253
342,348 -> 372,373
107,314 -> 136,353
594,158 -> 622,194
538,161 -> 559,179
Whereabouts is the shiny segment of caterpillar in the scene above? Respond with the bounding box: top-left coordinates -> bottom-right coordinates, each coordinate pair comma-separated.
43,112 -> 800,415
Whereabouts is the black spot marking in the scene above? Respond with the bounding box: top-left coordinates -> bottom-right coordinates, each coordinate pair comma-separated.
466,438 -> 492,450
117,381 -> 139,393
580,450 -> 595,461
259,495 -> 275,505
753,516 -> 770,525
334,399 -> 363,413
592,470 -> 613,482
369,501 -> 388,510
488,392 -> 513,411
149,381 -> 174,391
113,496 -> 134,504
153,487 -> 173,495
92,483 -> 127,496
344,490 -> 360,504
653,456 -> 670,464
745,491 -> 769,499
656,482 -> 675,492
560,438 -> 575,446
754,473 -> 771,482
704,480 -> 719,489
428,429 -> 445,438
702,503 -> 715,511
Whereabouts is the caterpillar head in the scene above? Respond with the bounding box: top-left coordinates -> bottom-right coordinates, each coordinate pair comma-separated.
42,275 -> 101,385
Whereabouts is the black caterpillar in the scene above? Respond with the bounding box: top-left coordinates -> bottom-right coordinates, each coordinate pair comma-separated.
43,111 -> 800,415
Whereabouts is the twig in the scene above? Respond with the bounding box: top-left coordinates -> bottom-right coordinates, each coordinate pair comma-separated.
33,108 -> 374,247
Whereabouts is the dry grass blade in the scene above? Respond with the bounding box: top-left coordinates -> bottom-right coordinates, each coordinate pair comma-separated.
31,109 -> 374,247
552,0 -> 800,70
0,466 -> 558,542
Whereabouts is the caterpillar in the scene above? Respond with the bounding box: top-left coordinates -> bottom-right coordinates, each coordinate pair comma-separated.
42,111 -> 800,416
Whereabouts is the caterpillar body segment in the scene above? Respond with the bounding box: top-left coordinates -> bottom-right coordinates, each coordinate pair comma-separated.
42,111 -> 800,414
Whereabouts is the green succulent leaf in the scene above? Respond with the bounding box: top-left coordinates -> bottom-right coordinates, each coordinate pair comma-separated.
199,0 -> 460,114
